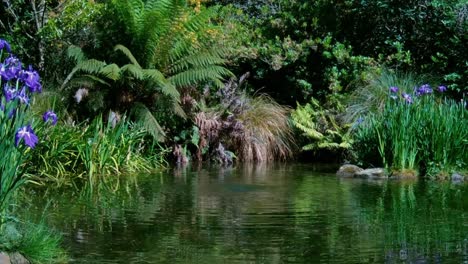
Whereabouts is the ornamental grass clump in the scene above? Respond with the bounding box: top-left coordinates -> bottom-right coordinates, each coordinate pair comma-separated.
353,81 -> 467,178
191,74 -> 295,163
0,39 -> 59,226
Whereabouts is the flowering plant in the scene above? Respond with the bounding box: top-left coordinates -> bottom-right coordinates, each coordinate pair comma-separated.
386,82 -> 448,105
0,39 -> 57,227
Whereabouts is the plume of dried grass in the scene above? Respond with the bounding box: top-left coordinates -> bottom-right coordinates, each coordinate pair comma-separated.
236,94 -> 295,162
192,74 -> 295,163
194,111 -> 222,160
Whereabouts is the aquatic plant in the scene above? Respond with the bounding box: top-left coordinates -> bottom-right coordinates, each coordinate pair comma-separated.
0,39 -> 58,226
352,76 -> 468,176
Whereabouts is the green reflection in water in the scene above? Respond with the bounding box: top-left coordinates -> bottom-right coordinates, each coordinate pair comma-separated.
18,164 -> 467,263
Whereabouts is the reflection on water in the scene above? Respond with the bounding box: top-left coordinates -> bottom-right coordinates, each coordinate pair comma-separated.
19,164 -> 468,263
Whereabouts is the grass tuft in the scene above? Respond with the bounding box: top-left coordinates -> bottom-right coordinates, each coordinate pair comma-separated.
236,94 -> 295,162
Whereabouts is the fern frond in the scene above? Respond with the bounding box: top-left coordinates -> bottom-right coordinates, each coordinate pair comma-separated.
142,69 -> 180,99
131,102 -> 166,142
291,103 -> 324,140
317,142 -> 342,149
169,65 -> 232,88
121,64 -> 144,80
100,63 -> 121,80
173,100 -> 187,119
67,75 -> 110,88
112,0 -> 145,40
61,59 -> 107,89
67,45 -> 86,63
169,51 -> 226,74
297,124 -> 324,140
115,44 -> 142,68
141,8 -> 173,67
74,59 -> 107,74
182,6 -> 214,32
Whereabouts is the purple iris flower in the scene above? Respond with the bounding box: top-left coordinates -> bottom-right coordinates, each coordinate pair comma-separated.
16,87 -> 29,105
15,125 -> 38,148
3,84 -> 17,102
0,56 -> 22,81
0,63 -> 8,80
390,86 -> 399,93
43,110 -> 58,125
20,66 -> 42,93
437,85 -> 447,92
402,93 -> 413,104
0,39 -> 11,53
415,84 -> 433,96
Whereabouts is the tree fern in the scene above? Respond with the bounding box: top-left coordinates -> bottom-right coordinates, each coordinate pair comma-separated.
62,45 -> 182,141
62,0 -> 232,142
110,0 -> 232,88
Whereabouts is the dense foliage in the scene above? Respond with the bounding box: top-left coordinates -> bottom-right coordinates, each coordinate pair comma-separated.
1,0 -> 467,260
215,0 -> 467,101
0,0 -> 465,184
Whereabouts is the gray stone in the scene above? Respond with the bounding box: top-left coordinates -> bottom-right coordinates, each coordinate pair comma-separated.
336,164 -> 363,178
8,252 -> 29,264
451,173 -> 464,183
355,168 -> 388,179
0,252 -> 10,264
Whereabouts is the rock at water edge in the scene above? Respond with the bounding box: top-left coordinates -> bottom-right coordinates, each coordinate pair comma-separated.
337,164 -> 363,178
0,252 -> 11,264
355,168 -> 388,179
9,252 -> 30,264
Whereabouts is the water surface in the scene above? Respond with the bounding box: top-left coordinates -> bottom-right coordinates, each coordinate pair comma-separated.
22,164 -> 468,263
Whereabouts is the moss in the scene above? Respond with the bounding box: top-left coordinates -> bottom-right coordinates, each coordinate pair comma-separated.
390,169 -> 418,179
435,171 -> 451,181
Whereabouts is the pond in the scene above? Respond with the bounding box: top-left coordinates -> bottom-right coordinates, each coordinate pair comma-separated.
21,164 -> 467,263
